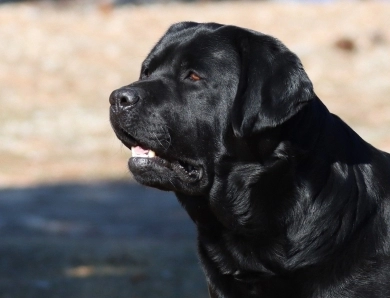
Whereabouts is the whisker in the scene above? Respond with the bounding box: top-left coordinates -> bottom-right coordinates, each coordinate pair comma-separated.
168,178 -> 176,189
162,125 -> 172,149
152,131 -> 169,150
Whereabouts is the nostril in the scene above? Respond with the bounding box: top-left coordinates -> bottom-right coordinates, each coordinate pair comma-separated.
120,96 -> 127,105
109,88 -> 141,109
119,96 -> 129,106
120,94 -> 139,106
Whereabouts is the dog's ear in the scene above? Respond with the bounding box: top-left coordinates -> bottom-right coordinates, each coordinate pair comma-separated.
230,29 -> 315,138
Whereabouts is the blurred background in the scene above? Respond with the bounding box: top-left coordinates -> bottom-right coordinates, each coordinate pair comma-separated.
0,0 -> 389,297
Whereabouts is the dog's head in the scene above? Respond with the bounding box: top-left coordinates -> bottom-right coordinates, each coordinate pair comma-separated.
109,22 -> 315,196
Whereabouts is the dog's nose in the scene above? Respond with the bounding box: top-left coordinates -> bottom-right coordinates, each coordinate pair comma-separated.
109,88 -> 140,109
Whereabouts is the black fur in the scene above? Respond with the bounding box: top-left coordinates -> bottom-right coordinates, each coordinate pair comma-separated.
109,22 -> 390,297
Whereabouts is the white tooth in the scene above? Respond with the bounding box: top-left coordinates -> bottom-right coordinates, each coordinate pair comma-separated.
148,150 -> 156,158
131,147 -> 135,157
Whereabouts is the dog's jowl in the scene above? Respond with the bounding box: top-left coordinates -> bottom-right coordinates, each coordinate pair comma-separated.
109,22 -> 390,298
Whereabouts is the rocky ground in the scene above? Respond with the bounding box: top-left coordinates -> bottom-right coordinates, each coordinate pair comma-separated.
0,1 -> 389,297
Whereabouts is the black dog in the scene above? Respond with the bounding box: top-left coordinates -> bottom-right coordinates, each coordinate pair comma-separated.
109,22 -> 390,297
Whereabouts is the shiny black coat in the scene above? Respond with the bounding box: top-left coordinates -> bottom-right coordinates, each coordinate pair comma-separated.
109,22 -> 390,297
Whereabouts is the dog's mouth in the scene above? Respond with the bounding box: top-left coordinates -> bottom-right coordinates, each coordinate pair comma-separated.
112,123 -> 203,183
130,145 -> 203,182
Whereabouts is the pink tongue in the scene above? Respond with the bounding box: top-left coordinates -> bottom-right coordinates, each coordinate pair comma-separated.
133,146 -> 149,155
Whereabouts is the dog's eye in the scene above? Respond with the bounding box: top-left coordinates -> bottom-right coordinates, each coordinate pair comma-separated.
188,72 -> 201,82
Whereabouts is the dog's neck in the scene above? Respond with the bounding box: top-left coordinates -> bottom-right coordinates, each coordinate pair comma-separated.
281,98 -> 382,271
177,98 -> 383,278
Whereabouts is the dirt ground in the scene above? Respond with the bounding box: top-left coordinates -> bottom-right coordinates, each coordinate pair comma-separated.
0,1 -> 389,297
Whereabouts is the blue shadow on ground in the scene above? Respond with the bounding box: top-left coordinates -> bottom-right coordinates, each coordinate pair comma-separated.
0,180 -> 196,240
0,181 -> 207,298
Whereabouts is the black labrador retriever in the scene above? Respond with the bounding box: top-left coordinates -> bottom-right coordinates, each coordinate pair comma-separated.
109,22 -> 390,297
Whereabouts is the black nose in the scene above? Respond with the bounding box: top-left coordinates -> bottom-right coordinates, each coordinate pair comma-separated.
109,87 -> 141,109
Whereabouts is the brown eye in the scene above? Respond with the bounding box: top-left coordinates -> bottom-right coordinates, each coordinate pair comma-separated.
143,68 -> 150,78
189,72 -> 201,81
